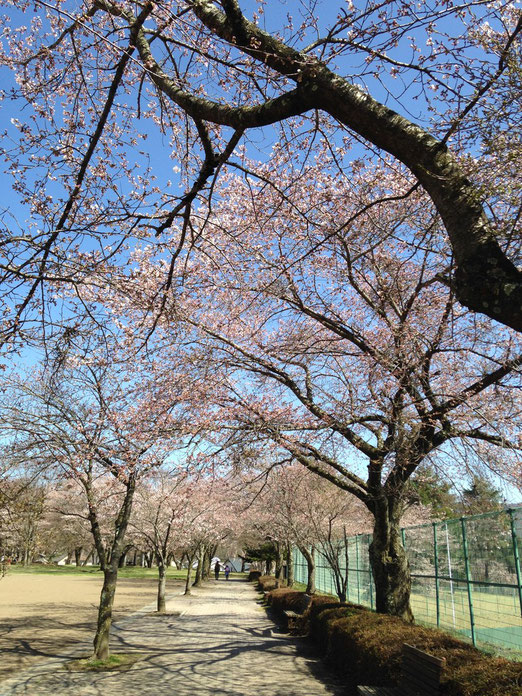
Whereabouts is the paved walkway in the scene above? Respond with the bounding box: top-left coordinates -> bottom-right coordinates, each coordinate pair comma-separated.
0,578 -> 344,696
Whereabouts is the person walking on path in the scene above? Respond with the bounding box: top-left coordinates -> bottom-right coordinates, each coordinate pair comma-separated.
214,561 -> 221,580
224,564 -> 230,580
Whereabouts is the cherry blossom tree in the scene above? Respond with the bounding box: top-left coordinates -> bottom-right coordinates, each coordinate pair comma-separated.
130,470 -> 192,611
0,330 -> 198,660
0,0 -> 520,348
46,477 -> 126,566
0,0 -> 519,624
182,475 -> 238,591
255,464 -> 373,595
0,476 -> 46,565
232,470 -> 292,583
117,155 -> 521,620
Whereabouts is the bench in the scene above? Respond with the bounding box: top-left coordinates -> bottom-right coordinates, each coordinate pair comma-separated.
357,643 -> 445,696
283,594 -> 312,631
283,609 -> 302,630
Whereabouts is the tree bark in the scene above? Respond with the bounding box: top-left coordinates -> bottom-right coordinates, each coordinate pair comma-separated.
369,497 -> 413,622
203,543 -> 217,580
286,542 -> 294,588
89,471 -> 136,659
82,547 -> 94,566
184,553 -> 195,595
201,548 -> 209,580
157,562 -> 167,613
300,546 -> 316,595
184,1 -> 522,331
192,546 -> 203,587
93,567 -> 118,661
74,547 -> 82,566
275,542 -> 284,583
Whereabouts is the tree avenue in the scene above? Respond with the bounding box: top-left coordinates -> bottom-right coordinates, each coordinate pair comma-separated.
0,323 -> 203,660
0,0 -> 520,342
112,150 -> 520,620
0,0 -> 520,627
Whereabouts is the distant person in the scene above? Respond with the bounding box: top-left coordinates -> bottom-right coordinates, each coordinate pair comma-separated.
224,564 -> 230,580
214,561 -> 221,580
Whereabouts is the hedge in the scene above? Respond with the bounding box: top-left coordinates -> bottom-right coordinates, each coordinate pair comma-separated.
257,574 -> 281,592
264,589 -> 522,696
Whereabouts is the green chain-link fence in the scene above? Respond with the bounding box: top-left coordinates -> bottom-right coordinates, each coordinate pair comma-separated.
293,507 -> 522,659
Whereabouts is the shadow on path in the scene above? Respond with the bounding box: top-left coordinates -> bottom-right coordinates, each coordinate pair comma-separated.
0,579 -> 347,696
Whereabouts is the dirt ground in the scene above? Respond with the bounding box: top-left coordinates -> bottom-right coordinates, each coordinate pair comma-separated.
0,572 -> 183,684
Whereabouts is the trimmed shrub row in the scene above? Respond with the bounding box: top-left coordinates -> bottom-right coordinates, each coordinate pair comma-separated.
265,589 -> 522,696
265,586 -> 339,634
256,574 -> 283,592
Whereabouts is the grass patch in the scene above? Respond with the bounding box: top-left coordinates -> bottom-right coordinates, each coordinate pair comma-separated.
118,566 -> 186,580
64,653 -> 147,672
6,564 -> 101,576
5,564 -> 187,580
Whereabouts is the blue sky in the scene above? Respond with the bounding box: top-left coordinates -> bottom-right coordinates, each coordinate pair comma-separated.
0,1 -> 520,503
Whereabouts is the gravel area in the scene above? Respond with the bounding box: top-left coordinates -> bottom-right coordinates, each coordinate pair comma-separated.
0,577 -> 344,696
0,572 -> 176,683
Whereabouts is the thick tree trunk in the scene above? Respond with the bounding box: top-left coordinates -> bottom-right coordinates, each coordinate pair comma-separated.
369,498 -> 413,622
275,542 -> 284,583
300,546 -> 316,594
184,554 -> 194,595
201,548 -> 209,580
88,471 -> 136,660
185,2 -> 522,331
192,546 -> 203,587
157,562 -> 167,613
74,547 -> 82,566
93,567 -> 118,660
203,543 -> 217,580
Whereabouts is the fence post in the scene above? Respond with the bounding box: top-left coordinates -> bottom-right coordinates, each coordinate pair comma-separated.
355,534 -> 361,604
346,537 -> 352,603
433,522 -> 440,627
508,508 -> 522,616
461,517 -> 476,646
369,549 -> 374,610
